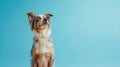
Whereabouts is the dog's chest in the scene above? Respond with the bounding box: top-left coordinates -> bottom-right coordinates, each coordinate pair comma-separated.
33,37 -> 53,54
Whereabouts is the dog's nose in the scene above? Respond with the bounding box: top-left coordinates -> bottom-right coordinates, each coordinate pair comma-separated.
42,18 -> 47,24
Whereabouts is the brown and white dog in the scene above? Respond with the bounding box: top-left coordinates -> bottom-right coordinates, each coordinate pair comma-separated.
27,12 -> 54,67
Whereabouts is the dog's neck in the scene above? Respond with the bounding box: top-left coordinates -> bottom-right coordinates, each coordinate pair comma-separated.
33,28 -> 51,39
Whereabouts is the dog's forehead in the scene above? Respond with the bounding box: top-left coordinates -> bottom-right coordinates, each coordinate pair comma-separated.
38,15 -> 46,18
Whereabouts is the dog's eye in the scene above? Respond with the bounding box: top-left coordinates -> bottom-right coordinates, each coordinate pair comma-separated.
37,17 -> 41,21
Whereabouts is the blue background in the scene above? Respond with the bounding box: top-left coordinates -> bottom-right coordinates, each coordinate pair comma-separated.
0,0 -> 120,67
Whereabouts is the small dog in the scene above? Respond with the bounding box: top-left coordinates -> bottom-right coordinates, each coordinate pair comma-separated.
27,12 -> 54,67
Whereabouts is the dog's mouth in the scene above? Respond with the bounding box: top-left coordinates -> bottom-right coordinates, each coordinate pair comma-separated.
38,23 -> 49,30
39,18 -> 49,29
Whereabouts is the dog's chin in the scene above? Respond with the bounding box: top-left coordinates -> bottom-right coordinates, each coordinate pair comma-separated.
33,24 -> 50,35
38,24 -> 49,30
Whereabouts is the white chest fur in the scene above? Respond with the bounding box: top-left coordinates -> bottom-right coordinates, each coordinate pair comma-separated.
33,37 -> 53,54
33,28 -> 51,38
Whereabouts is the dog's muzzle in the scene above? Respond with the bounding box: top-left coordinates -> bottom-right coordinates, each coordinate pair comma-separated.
42,18 -> 48,24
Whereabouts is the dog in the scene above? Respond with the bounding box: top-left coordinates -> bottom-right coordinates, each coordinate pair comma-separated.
27,12 -> 54,67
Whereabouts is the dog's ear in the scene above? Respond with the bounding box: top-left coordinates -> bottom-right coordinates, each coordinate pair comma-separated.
27,12 -> 36,23
45,14 -> 53,18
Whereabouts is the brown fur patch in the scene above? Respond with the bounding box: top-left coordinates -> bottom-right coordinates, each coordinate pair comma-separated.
32,50 -> 42,60
45,14 -> 53,19
44,53 -> 52,60
27,12 -> 36,23
33,22 -> 40,33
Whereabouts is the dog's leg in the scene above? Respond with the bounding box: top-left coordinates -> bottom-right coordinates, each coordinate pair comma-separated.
31,59 -> 38,67
48,58 -> 54,67
37,58 -> 42,67
44,53 -> 54,67
48,59 -> 54,67
46,53 -> 54,67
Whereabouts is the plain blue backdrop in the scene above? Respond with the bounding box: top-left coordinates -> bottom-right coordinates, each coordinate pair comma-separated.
0,0 -> 120,67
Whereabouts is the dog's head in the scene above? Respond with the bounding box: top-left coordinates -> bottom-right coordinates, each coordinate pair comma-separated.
27,12 -> 53,36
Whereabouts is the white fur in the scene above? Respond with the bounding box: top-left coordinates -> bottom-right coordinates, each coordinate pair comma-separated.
32,28 -> 54,67
38,15 -> 44,22
32,28 -> 54,55
33,36 -> 53,54
33,28 -> 51,38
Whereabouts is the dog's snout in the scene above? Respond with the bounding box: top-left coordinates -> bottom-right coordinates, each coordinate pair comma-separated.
39,25 -> 41,27
42,18 -> 47,24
